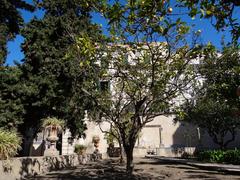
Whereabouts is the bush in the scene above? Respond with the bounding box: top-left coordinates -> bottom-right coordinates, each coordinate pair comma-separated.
74,144 -> 87,155
42,117 -> 65,130
224,149 -> 240,164
198,149 -> 240,164
0,129 -> 21,160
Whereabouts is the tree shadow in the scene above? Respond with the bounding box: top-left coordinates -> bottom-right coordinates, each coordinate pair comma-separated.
19,158 -> 42,179
136,160 -> 180,165
172,122 -> 199,154
29,159 -> 166,180
17,155 -> 79,179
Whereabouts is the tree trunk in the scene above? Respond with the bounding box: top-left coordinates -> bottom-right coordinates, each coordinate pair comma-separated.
118,140 -> 124,164
219,141 -> 225,150
22,135 -> 35,156
125,145 -> 134,174
223,130 -> 236,148
211,133 -> 225,150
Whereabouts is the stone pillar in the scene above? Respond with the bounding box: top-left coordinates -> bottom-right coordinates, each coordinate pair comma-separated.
159,126 -> 164,147
62,129 -> 75,155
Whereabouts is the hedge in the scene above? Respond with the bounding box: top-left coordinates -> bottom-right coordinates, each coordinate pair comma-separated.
197,149 -> 240,164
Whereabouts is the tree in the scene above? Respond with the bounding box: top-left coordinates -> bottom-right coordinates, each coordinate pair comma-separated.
177,0 -> 240,42
0,0 -> 34,134
82,0 -> 203,173
105,0 -> 240,43
176,46 -> 240,149
0,0 -> 34,65
92,43 -> 199,173
177,98 -> 240,149
0,0 -> 34,135
0,66 -> 24,130
18,0 -> 104,155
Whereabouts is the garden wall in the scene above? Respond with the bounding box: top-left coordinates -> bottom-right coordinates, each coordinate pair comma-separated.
0,154 -> 98,180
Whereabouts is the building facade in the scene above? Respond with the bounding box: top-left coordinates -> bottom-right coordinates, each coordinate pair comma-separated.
30,43 -> 240,157
59,112 -> 240,158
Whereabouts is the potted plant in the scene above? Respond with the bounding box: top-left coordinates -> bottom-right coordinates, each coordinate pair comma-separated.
74,144 -> 87,155
92,135 -> 100,143
42,117 -> 65,138
0,129 -> 21,160
92,135 -> 100,153
42,117 -> 65,155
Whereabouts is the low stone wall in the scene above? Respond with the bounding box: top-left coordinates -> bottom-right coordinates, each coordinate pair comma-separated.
0,154 -> 100,180
156,147 -> 196,157
133,147 -> 148,157
133,147 -> 196,157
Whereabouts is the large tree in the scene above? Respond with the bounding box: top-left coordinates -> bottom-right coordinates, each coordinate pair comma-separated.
176,46 -> 240,149
0,0 -> 34,130
82,0 -> 203,173
0,66 -> 24,130
0,0 -> 34,65
92,43 -> 199,173
18,0 -> 104,155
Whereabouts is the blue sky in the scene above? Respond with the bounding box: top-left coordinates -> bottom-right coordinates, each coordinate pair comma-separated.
6,7 -> 45,66
5,1 -> 233,66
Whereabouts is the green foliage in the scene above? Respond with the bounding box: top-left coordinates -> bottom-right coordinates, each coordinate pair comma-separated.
103,0 -> 240,43
175,46 -> 240,149
0,67 -> 24,130
104,0 -> 191,44
74,144 -> 87,154
224,149 -> 240,164
177,0 -> 240,42
0,129 -> 22,159
91,0 -> 204,173
19,0 -> 105,138
0,0 -> 34,64
198,150 -> 225,163
200,46 -> 240,101
41,117 -> 65,130
105,132 -> 115,145
104,128 -> 118,145
198,149 -> 240,164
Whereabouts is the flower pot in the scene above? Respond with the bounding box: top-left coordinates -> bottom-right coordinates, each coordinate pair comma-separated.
92,136 -> 100,144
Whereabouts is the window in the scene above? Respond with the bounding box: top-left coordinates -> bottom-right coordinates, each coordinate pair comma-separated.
100,81 -> 110,92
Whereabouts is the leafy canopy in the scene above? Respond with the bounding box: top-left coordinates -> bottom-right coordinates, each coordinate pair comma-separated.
176,46 -> 240,149
19,0 -> 104,137
85,0 -> 204,173
0,0 -> 34,64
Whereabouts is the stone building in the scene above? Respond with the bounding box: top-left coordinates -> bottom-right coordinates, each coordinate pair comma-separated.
30,43 -> 240,157
59,112 -> 240,158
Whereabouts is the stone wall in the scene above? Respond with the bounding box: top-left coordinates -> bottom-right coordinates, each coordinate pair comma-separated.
0,154 -> 95,180
33,114 -> 240,158
62,121 -> 110,158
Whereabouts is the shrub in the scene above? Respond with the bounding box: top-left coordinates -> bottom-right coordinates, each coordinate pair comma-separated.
42,117 -> 65,128
74,144 -> 87,155
42,117 -> 65,133
198,150 -> 225,162
224,149 -> 240,164
0,129 -> 21,160
198,149 -> 240,164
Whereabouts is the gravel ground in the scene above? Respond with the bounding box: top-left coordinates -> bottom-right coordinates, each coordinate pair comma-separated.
29,158 -> 240,180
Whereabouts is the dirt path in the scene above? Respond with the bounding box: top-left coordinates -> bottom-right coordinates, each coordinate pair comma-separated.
29,158 -> 240,180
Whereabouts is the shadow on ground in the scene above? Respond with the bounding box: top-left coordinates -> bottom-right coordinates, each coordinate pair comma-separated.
27,158 -> 240,180
28,159 -> 165,180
